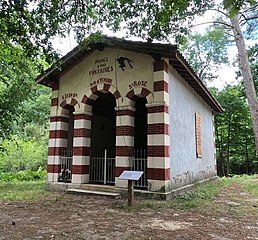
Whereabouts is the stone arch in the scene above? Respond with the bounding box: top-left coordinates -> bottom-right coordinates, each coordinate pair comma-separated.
60,98 -> 80,115
58,101 -> 76,154
81,83 -> 121,111
126,87 -> 153,107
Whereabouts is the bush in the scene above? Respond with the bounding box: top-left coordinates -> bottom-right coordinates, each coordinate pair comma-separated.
0,167 -> 47,181
0,136 -> 47,172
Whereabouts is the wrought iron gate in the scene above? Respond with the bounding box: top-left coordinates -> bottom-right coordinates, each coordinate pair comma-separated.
130,149 -> 148,189
89,149 -> 115,185
58,149 -> 72,183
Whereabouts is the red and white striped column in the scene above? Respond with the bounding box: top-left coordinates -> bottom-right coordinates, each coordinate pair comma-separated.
146,59 -> 170,192
72,112 -> 91,184
115,106 -> 135,188
47,82 -> 68,182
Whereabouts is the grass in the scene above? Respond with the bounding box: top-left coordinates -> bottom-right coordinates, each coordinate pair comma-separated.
114,178 -> 232,212
114,175 -> 258,212
1,174 -> 257,211
168,179 -> 229,210
237,176 -> 258,198
243,181 -> 258,198
0,181 -> 50,202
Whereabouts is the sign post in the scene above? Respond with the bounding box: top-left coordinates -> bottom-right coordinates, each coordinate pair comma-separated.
119,171 -> 143,206
128,179 -> 134,206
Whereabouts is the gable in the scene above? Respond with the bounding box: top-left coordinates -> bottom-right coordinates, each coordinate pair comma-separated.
59,47 -> 154,102
36,36 -> 223,113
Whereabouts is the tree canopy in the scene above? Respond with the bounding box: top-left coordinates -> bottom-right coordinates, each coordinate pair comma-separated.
0,42 -> 38,138
211,85 -> 257,176
180,26 -> 230,83
0,1 -> 214,61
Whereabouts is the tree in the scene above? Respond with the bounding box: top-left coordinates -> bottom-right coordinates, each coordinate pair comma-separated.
0,43 -> 38,139
211,85 -> 257,176
178,1 -> 258,151
0,1 -> 214,57
0,0 -> 59,65
0,1 -> 52,139
229,11 -> 258,152
248,44 -> 258,91
180,26 -> 230,83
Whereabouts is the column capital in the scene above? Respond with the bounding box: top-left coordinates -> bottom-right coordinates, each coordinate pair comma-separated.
115,105 -> 135,112
73,110 -> 92,116
146,102 -> 169,108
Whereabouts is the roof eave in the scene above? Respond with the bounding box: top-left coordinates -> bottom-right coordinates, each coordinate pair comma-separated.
35,36 -> 223,113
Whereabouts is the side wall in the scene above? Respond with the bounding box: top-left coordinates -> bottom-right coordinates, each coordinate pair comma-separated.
169,66 -> 216,189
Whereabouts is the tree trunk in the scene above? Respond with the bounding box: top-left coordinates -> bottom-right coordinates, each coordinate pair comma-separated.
244,128 -> 249,174
230,15 -> 258,153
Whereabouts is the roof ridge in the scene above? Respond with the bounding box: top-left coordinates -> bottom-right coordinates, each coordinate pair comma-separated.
36,35 -> 223,113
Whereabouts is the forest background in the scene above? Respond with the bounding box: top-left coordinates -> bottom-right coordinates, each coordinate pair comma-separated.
0,0 -> 257,181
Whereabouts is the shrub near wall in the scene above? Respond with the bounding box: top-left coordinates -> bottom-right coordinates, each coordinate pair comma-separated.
0,137 -> 47,181
0,168 -> 47,181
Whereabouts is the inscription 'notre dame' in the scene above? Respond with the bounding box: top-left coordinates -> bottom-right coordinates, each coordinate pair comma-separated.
89,57 -> 114,76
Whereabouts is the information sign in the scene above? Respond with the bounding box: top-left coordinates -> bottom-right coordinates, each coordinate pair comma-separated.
119,171 -> 143,181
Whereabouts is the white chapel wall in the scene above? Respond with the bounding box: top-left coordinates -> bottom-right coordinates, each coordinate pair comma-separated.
168,66 -> 216,189
58,48 -> 154,110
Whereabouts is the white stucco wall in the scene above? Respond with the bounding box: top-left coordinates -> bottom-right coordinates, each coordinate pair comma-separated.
54,47 -> 217,191
57,48 -> 154,113
169,66 -> 216,189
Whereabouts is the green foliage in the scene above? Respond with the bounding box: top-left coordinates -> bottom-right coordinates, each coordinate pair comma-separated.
0,0 -> 59,64
0,44 -> 38,138
0,168 -> 47,182
0,2 -> 52,140
12,85 -> 51,141
169,179 -> 229,210
0,83 -> 50,177
114,178 -> 232,211
240,178 -> 258,197
0,0 -> 214,51
0,181 -> 49,201
180,26 -> 230,82
210,85 -> 258,176
223,0 -> 257,16
19,86 -> 51,127
116,176 -> 257,212
79,32 -> 103,50
0,136 -> 48,173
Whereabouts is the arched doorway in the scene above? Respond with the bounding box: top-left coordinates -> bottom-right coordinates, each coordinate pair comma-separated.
90,92 -> 116,185
67,106 -> 75,154
134,97 -> 147,151
133,97 -> 148,188
59,105 -> 74,183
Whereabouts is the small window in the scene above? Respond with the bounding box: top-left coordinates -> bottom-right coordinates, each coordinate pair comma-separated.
195,112 -> 202,158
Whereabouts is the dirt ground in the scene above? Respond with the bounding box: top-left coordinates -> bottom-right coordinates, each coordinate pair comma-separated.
1,181 -> 258,240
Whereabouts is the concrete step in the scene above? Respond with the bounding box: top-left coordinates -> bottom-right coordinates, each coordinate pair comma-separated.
66,189 -> 121,199
80,184 -> 115,193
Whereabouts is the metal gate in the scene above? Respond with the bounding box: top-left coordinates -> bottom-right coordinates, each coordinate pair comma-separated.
58,149 -> 72,183
130,149 -> 148,189
89,149 -> 115,185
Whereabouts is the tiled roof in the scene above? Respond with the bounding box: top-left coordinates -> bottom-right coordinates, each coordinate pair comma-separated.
36,36 -> 223,113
